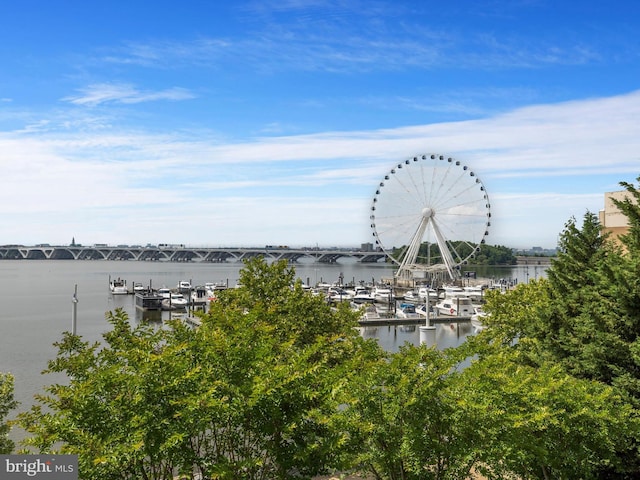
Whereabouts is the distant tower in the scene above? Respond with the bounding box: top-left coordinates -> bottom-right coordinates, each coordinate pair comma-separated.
71,237 -> 76,246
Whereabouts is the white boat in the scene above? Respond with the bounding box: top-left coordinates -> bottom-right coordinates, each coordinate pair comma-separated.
109,277 -> 128,295
352,286 -> 376,303
471,305 -> 488,331
371,285 -> 394,303
418,286 -> 438,301
438,285 -> 466,299
205,282 -> 228,301
157,287 -> 171,299
359,303 -> 382,320
463,285 -> 484,302
434,296 -> 474,316
415,303 -> 434,318
403,290 -> 418,301
162,292 -> 188,310
190,285 -> 209,305
177,280 -> 192,293
326,287 -> 353,303
396,303 -> 421,319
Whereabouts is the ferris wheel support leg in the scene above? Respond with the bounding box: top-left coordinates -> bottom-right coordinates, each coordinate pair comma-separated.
431,217 -> 459,281
395,217 -> 429,280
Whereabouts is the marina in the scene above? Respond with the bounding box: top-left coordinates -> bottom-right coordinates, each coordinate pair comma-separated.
0,260 -> 545,444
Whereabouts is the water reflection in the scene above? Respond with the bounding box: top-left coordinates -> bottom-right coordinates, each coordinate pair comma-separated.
359,320 -> 474,353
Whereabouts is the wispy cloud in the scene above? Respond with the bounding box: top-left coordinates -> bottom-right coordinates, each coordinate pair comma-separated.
96,9 -> 610,75
63,83 -> 195,106
3,89 -> 639,247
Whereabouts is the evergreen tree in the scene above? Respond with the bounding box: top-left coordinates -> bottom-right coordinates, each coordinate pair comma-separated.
474,183 -> 640,477
612,175 -> 640,254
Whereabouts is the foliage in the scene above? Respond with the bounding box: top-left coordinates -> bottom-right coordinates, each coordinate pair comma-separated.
613,175 -> 640,255
338,337 -> 634,480
337,344 -> 482,480
472,243 -> 517,265
395,242 -> 516,266
18,258 -> 381,479
461,341 -> 636,479
471,201 -> 640,477
0,372 -> 18,454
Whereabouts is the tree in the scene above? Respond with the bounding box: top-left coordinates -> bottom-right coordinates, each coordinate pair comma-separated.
338,337 -> 634,480
471,200 -> 640,476
612,175 -> 640,254
459,343 -> 636,479
336,343 -> 475,479
0,372 -> 17,454
18,258 -> 381,479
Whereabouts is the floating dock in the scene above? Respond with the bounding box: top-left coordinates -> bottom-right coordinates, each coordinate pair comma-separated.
358,316 -> 471,327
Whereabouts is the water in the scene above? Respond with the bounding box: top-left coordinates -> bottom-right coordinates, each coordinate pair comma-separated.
0,259 -> 544,443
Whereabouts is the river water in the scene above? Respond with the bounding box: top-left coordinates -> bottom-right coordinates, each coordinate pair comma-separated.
0,259 -> 546,443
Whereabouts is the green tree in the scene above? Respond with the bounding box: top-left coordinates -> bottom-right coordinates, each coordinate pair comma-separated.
613,175 -> 640,254
18,258 -> 381,479
472,198 -> 640,476
337,344 -> 478,480
0,372 -> 17,454
459,343 -> 636,479
338,337 -> 634,480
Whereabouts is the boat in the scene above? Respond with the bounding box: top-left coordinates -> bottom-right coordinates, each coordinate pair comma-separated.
157,287 -> 172,299
418,286 -> 438,301
109,277 -> 128,295
415,303 -> 434,318
205,282 -> 228,301
133,282 -> 146,293
135,291 -> 163,311
177,280 -> 192,294
352,286 -> 376,303
371,285 -> 394,303
190,285 -> 209,306
463,285 -> 484,302
471,305 -> 488,331
162,292 -> 188,310
438,285 -> 466,299
359,303 -> 382,320
326,287 -> 353,303
434,296 -> 474,316
403,290 -> 419,302
396,302 -> 421,319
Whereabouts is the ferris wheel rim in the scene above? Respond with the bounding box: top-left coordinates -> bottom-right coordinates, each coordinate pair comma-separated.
369,153 -> 491,279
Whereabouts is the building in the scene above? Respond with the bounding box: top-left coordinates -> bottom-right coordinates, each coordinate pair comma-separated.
599,190 -> 636,247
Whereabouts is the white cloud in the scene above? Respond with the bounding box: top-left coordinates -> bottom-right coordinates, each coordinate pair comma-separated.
2,90 -> 640,248
63,83 -> 195,106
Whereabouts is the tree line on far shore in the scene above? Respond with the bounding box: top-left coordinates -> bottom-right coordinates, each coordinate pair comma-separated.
392,241 -> 518,266
2,176 -> 640,479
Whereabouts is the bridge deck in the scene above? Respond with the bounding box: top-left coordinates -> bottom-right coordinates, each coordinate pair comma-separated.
0,245 -> 387,263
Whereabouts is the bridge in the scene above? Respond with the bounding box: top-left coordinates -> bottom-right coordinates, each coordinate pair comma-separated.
0,245 -> 387,264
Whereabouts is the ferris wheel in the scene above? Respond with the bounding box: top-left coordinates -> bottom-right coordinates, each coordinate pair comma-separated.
370,153 -> 491,282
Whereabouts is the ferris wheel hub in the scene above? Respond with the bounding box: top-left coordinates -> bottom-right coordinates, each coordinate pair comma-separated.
422,207 -> 433,218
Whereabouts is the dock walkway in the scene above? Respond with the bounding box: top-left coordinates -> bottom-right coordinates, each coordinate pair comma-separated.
358,316 -> 471,326
180,315 -> 470,328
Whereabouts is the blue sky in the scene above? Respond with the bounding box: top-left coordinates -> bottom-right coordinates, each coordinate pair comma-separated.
1,0 -> 639,249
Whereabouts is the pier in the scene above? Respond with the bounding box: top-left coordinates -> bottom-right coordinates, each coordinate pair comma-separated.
358,316 -> 471,326
178,315 -> 470,328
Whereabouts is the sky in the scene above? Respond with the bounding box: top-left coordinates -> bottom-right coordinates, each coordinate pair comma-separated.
1,0 -> 639,250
